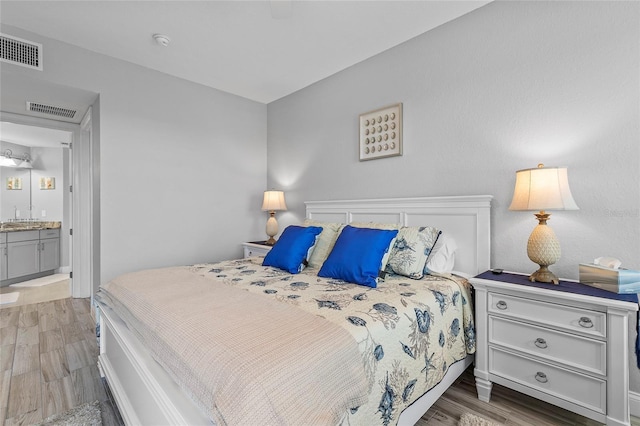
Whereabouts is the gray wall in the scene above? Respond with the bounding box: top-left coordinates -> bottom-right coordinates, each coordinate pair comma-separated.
267,1 -> 639,281
1,25 -> 268,287
30,147 -> 64,221
267,0 -> 640,393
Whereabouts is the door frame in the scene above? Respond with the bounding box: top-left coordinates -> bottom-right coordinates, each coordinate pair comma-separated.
0,110 -> 96,298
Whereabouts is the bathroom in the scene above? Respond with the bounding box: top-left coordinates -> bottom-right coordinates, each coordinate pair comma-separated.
0,126 -> 71,287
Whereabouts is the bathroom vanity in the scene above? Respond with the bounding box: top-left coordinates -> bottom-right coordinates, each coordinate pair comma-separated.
0,222 -> 61,286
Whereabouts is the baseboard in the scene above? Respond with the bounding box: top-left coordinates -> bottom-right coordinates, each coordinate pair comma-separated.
630,391 -> 640,417
58,266 -> 72,274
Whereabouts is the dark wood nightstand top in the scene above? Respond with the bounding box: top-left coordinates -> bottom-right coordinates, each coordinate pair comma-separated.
474,270 -> 638,304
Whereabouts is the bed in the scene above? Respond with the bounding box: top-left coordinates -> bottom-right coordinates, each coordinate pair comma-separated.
96,195 -> 492,425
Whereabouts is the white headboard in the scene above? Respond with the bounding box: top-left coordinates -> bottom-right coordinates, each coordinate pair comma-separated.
305,195 -> 493,277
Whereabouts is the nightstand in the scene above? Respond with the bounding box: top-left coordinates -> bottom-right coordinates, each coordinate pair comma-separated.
471,271 -> 638,426
242,241 -> 272,258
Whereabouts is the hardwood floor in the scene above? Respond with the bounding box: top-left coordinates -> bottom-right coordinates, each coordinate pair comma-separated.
0,288 -> 121,425
2,281 -> 639,425
422,365 -> 640,426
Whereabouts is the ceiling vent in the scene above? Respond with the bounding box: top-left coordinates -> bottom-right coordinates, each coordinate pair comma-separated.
0,33 -> 43,70
26,102 -> 77,119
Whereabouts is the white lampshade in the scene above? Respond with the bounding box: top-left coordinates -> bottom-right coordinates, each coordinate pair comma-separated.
508,164 -> 579,284
261,190 -> 287,212
18,157 -> 33,169
261,190 -> 287,245
509,165 -> 579,212
0,154 -> 17,167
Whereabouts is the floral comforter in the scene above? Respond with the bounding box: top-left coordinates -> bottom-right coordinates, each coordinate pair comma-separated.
190,256 -> 476,425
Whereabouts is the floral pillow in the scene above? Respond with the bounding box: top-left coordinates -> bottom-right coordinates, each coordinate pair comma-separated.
386,226 -> 441,279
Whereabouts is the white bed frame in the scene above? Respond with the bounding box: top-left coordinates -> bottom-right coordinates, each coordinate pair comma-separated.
97,195 -> 493,425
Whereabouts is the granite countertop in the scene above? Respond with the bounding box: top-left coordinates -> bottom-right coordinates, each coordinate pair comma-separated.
0,221 -> 62,232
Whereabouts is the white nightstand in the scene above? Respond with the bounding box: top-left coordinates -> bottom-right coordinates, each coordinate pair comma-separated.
242,241 -> 272,258
471,271 -> 638,426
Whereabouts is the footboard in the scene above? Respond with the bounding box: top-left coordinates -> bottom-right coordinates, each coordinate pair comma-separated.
97,303 -> 210,425
98,300 -> 472,425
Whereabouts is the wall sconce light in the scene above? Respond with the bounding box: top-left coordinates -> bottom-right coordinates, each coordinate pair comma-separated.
18,154 -> 33,169
0,149 -> 18,167
261,190 -> 287,245
509,163 -> 579,284
1,150 -> 34,169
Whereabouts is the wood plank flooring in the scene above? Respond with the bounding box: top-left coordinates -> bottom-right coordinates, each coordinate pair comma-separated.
0,296 -> 121,425
422,365 -> 640,426
2,283 -> 639,425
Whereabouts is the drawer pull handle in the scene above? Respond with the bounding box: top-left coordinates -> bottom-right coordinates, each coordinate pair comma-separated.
535,372 -> 548,383
496,300 -> 508,310
578,317 -> 594,328
534,338 -> 548,349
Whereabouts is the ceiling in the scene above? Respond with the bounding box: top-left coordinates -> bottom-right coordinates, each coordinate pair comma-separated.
0,122 -> 72,149
0,0 -> 489,104
0,0 -> 489,148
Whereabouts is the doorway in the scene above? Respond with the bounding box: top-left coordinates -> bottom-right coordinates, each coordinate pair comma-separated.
0,110 -> 95,299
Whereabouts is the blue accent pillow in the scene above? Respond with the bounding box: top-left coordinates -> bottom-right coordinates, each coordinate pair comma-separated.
318,225 -> 399,288
262,225 -> 323,274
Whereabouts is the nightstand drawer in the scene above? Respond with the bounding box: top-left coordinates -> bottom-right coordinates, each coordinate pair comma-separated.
489,347 -> 606,414
488,292 -> 606,339
242,242 -> 272,258
489,316 -> 606,376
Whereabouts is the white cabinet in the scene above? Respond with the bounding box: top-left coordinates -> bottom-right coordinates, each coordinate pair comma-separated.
242,241 -> 272,258
1,229 -> 61,284
6,230 -> 40,279
0,233 -> 7,281
39,229 -> 61,272
471,271 -> 638,426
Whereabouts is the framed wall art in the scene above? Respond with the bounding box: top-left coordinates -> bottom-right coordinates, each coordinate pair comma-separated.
359,103 -> 402,161
39,177 -> 55,190
6,177 -> 22,190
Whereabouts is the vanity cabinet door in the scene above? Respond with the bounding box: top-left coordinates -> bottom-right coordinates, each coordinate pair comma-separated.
0,242 -> 7,281
40,238 -> 60,272
7,240 -> 40,279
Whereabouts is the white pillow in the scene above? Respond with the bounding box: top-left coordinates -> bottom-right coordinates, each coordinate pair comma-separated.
424,232 -> 457,275
303,220 -> 343,269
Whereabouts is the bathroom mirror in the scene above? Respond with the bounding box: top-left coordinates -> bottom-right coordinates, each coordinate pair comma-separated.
1,167 -> 32,220
0,147 -> 67,222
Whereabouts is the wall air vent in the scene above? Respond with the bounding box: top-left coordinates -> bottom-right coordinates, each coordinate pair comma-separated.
0,33 -> 43,70
27,102 -> 77,119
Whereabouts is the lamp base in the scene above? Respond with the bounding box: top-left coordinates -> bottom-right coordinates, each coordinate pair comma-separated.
265,213 -> 278,246
529,265 -> 559,284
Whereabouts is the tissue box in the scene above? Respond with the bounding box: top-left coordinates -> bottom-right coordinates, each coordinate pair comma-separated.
579,263 -> 640,294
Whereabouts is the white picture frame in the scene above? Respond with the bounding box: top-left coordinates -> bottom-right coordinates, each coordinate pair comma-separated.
359,103 -> 402,161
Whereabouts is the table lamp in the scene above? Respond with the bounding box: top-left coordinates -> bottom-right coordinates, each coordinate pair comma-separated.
261,190 -> 287,245
509,164 -> 579,284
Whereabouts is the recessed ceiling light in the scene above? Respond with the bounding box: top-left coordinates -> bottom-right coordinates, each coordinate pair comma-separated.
153,34 -> 171,47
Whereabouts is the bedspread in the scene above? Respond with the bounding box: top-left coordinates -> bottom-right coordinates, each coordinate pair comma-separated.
98,257 -> 476,426
98,266 -> 369,426
192,257 -> 476,425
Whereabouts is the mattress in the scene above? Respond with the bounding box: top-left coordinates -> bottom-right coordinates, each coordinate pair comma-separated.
97,256 -> 476,425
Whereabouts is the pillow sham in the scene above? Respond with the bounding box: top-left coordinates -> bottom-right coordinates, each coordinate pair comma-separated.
386,226 -> 441,279
424,232 -> 457,275
348,221 -> 400,271
262,225 -> 323,274
302,219 -> 343,269
318,225 -> 398,288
